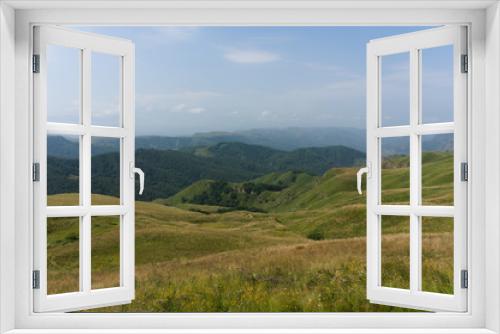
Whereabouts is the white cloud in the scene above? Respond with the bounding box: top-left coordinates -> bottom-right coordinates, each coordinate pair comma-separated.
169,104 -> 206,114
324,78 -> 365,94
174,91 -> 222,99
304,62 -> 342,72
92,100 -> 120,119
140,91 -> 221,102
261,110 -> 270,117
281,76 -> 365,102
188,107 -> 205,114
224,49 -> 280,64
137,90 -> 223,114
171,103 -> 187,113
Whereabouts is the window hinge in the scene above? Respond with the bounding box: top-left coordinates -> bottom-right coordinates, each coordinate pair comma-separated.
33,162 -> 40,182
461,269 -> 468,289
461,54 -> 468,74
32,270 -> 40,289
32,54 -> 40,73
461,162 -> 468,182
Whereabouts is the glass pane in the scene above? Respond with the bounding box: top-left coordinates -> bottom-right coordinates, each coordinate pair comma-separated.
47,44 -> 81,124
421,45 -> 454,124
92,52 -> 122,127
91,137 -> 121,205
421,217 -> 454,294
47,135 -> 80,206
381,215 -> 410,289
47,217 -> 80,294
380,216 -> 410,289
381,137 -> 410,204
91,216 -> 120,289
380,52 -> 410,127
421,133 -> 454,206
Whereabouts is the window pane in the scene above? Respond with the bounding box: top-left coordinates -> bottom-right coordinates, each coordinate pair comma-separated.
47,44 -> 81,124
92,52 -> 122,127
421,45 -> 454,124
47,217 -> 80,294
381,137 -> 410,204
47,135 -> 80,206
421,217 -> 454,294
381,215 -> 410,289
380,52 -> 410,127
91,137 -> 121,205
91,216 -> 120,289
421,133 -> 454,206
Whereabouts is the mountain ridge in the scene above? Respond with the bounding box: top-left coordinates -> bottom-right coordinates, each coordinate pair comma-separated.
47,126 -> 452,160
47,127 -> 367,159
48,141 -> 365,201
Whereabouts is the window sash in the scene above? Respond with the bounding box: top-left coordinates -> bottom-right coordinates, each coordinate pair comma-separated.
32,25 -> 136,313
366,26 -> 468,312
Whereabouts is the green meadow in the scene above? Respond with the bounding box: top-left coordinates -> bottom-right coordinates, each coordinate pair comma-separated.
46,151 -> 454,312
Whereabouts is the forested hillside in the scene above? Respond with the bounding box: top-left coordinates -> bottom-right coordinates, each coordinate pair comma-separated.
47,127 -> 368,159
48,142 -> 365,200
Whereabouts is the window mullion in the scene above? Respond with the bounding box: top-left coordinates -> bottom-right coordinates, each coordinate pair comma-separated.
80,48 -> 92,293
409,48 -> 421,293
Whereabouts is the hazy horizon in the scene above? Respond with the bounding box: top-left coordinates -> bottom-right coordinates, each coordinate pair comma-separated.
134,125 -> 365,137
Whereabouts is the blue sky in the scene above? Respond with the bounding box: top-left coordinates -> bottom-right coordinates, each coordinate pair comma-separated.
51,26 -> 453,136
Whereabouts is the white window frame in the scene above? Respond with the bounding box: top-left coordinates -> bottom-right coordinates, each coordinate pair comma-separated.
1,1 -> 499,333
32,25 -> 136,312
365,26 -> 468,312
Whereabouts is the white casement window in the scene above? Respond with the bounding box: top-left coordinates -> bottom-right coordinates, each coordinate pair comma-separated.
32,26 -> 139,312
31,24 -> 468,314
5,2 -> 497,331
362,26 -> 468,312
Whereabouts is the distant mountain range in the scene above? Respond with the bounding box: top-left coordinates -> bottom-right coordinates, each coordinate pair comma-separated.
48,141 -> 365,201
47,127 -> 366,159
184,127 -> 368,152
47,126 -> 453,160
47,126 -> 453,201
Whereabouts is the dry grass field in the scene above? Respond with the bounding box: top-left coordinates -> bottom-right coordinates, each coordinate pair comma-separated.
46,152 -> 454,312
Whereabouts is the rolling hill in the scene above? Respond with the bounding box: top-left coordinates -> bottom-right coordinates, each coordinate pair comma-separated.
48,142 -> 365,200
189,127 -> 367,151
47,127 -> 367,159
47,128 -> 452,161
46,150 -> 454,312
164,171 -> 317,212
165,151 -> 453,214
186,142 -> 365,175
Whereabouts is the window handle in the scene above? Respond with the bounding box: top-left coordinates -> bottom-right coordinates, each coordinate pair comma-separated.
357,163 -> 371,195
130,162 -> 145,195
134,168 -> 145,195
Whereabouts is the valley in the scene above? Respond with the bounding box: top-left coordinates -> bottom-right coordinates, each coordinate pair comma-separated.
46,142 -> 454,312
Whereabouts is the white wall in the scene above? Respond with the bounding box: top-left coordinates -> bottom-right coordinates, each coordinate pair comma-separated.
1,2 -> 497,332
0,2 -> 16,333
485,2 -> 500,333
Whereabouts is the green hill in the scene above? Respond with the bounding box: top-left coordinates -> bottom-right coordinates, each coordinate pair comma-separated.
164,171 -> 317,212
163,151 -> 453,240
186,142 -> 365,175
48,129 -> 451,159
46,149 -> 454,312
48,127 -> 368,158
48,142 -> 365,201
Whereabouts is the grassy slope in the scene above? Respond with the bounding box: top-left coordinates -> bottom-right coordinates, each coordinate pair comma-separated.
49,142 -> 365,202
47,152 -> 453,312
